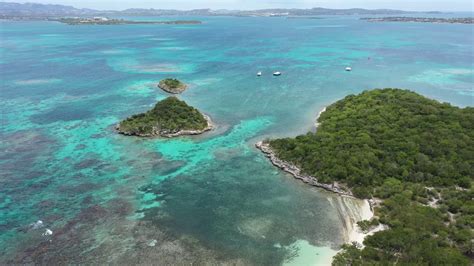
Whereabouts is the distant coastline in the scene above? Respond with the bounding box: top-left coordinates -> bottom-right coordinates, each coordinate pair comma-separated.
54,17 -> 202,25
0,2 -> 428,20
361,16 -> 473,24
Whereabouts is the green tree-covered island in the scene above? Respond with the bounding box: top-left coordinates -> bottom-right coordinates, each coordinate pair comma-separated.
158,78 -> 188,94
257,89 -> 473,265
117,97 -> 212,137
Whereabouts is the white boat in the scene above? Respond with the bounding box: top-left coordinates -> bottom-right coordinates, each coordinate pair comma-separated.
345,67 -> 352,71
257,71 -> 262,76
273,71 -> 281,76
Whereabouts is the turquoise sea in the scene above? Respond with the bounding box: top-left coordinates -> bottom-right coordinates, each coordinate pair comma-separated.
1,15 -> 473,264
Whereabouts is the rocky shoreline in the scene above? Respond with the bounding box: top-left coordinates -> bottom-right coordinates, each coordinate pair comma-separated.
255,141 -> 384,249
255,105 -> 356,196
158,80 -> 188,94
255,106 -> 383,250
255,141 -> 354,197
117,114 -> 214,138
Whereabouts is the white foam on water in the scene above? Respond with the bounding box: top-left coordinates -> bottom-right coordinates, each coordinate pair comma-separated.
30,220 -> 44,230
42,229 -> 53,236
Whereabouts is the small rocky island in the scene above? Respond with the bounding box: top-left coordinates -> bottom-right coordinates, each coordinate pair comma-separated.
117,97 -> 212,137
361,17 -> 473,24
158,78 -> 188,94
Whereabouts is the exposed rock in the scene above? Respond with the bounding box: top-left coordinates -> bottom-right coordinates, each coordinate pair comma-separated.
255,141 -> 353,197
116,114 -> 214,138
158,79 -> 188,94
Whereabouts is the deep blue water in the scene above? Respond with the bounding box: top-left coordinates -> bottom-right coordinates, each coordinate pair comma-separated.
0,16 -> 473,264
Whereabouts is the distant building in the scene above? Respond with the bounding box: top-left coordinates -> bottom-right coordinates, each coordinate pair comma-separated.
93,17 -> 109,21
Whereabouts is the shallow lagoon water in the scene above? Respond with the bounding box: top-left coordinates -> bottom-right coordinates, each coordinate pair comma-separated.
0,16 -> 473,264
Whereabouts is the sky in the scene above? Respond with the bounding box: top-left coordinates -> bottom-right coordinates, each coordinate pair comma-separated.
6,0 -> 474,11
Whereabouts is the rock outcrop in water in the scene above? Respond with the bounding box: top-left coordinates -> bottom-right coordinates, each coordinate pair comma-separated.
158,78 -> 188,94
117,97 -> 213,137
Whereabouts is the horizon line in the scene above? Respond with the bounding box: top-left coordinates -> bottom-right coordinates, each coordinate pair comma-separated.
3,1 -> 474,13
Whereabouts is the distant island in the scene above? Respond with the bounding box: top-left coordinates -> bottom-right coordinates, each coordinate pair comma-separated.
54,17 -> 202,25
286,16 -> 325,20
0,2 -> 422,20
362,16 -> 474,24
158,78 -> 188,94
258,89 -> 473,265
117,97 -> 212,137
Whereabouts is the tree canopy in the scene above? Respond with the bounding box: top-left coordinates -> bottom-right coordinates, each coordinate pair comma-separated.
118,96 -> 208,136
268,89 -> 473,264
158,78 -> 188,94
162,78 -> 183,89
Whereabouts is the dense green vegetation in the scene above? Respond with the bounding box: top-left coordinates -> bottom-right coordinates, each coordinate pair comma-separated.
158,78 -> 188,94
162,78 -> 182,88
118,97 -> 208,136
268,89 -> 473,264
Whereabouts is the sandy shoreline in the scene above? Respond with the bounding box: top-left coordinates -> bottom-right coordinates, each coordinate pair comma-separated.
345,198 -> 373,245
255,106 -> 382,262
256,141 -> 374,244
314,107 -> 326,128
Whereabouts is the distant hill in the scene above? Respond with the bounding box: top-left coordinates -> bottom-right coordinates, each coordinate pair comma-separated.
0,2 -> 99,16
0,1 -> 418,18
